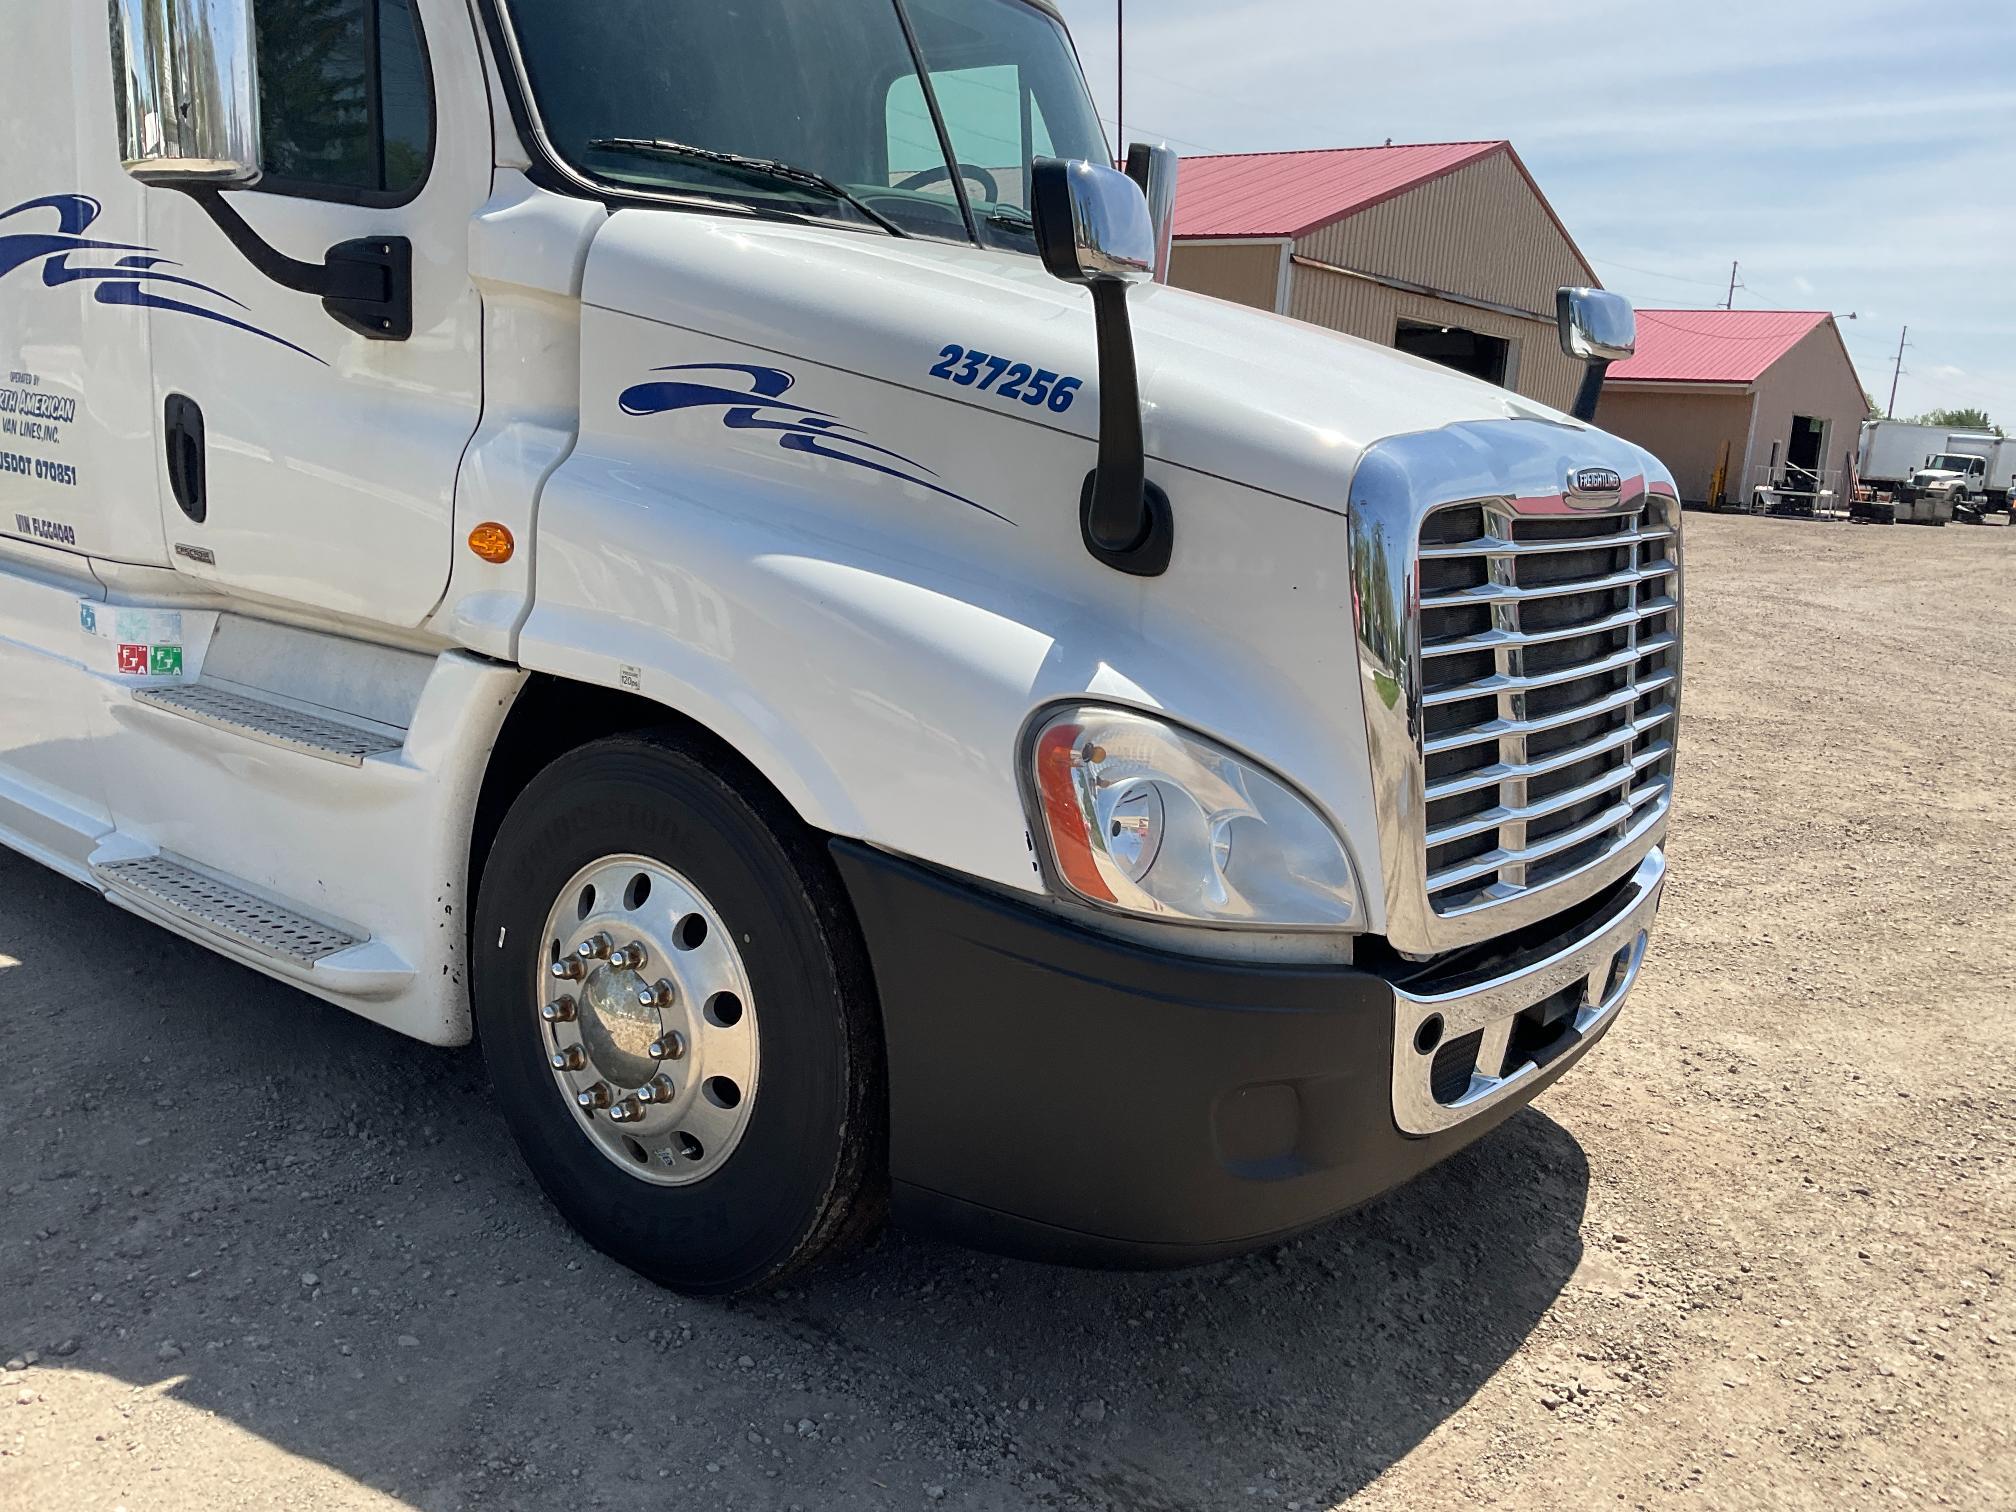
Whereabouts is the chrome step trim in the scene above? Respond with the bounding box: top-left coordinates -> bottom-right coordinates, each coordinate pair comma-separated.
95,856 -> 360,965
133,683 -> 402,767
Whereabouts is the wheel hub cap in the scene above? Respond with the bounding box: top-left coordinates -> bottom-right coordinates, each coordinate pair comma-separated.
536,855 -> 758,1187
577,964 -> 660,1089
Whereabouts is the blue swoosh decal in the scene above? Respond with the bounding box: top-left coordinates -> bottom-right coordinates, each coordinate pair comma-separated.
619,363 -> 1010,525
0,194 -> 324,363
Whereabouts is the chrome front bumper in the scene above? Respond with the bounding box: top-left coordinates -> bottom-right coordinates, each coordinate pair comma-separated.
1391,847 -> 1666,1135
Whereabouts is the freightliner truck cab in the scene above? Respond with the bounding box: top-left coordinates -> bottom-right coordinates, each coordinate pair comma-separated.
0,0 -> 1680,1293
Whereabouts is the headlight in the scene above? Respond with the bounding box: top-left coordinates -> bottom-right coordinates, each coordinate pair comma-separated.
1027,706 -> 1359,929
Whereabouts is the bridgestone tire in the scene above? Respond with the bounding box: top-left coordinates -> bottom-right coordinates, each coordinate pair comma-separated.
472,732 -> 886,1294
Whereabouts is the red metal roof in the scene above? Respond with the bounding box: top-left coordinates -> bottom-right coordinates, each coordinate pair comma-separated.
1605,309 -> 1834,385
1172,141 -> 1506,240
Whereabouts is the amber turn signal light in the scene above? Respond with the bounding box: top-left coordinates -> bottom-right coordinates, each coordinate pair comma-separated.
467,522 -> 514,563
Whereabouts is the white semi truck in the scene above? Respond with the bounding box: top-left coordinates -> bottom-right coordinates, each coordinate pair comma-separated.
1858,420 -> 2005,523
1,0 -> 1679,1293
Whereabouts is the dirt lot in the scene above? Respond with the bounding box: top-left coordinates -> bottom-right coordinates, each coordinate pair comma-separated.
1,510 -> 2011,1511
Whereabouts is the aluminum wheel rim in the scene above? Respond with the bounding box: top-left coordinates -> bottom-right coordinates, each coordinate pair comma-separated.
536,854 -> 759,1187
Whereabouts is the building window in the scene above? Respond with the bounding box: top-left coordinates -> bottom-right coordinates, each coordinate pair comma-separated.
254,0 -> 432,200
1395,318 -> 1512,388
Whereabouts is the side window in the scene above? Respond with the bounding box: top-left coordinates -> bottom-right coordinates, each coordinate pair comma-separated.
255,0 -> 433,200
886,66 -> 1055,213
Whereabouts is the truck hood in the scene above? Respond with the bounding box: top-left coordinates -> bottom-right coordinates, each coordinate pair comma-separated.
581,212 -> 1601,509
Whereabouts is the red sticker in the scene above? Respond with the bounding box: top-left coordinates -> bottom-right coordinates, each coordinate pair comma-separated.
117,643 -> 148,675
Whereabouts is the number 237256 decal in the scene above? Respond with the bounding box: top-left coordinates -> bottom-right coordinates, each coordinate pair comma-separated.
929,345 -> 1083,412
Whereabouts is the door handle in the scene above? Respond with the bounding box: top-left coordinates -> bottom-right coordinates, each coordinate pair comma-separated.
163,393 -> 207,524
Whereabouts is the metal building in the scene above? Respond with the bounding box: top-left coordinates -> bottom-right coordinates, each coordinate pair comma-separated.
1166,141 -> 1599,412
1594,311 -> 1867,509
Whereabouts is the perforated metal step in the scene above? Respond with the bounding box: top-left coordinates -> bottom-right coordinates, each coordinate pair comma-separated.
133,683 -> 402,766
95,856 -> 360,966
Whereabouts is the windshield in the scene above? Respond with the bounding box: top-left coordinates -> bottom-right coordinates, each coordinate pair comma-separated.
1926,455 -> 1979,473
501,0 -> 1108,250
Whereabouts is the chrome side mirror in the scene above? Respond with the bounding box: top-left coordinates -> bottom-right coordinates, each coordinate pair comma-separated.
1031,158 -> 1172,577
1125,143 -> 1180,284
1556,287 -> 1636,422
1033,160 -> 1157,286
1557,287 -> 1637,365
110,0 -> 262,186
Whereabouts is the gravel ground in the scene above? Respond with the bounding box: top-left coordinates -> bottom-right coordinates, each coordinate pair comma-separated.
1,511 -> 2010,1511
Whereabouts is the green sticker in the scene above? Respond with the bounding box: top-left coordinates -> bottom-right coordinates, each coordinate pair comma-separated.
149,644 -> 184,678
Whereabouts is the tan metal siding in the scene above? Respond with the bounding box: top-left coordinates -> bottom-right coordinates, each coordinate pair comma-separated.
1596,388 -> 1755,505
1167,242 -> 1283,311
1742,322 -> 1870,496
1286,265 -> 1586,412
1293,150 -> 1593,313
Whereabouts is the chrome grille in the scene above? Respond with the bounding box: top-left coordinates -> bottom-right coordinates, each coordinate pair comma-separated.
1414,499 -> 1679,917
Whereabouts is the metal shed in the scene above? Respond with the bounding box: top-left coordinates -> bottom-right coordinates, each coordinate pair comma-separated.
1594,311 -> 1868,509
1166,141 -> 1600,412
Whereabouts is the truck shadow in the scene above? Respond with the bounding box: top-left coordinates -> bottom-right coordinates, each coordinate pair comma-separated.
0,847 -> 1588,1511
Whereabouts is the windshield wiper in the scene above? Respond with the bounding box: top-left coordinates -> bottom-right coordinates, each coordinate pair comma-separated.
983,204 -> 1035,236
586,137 -> 909,238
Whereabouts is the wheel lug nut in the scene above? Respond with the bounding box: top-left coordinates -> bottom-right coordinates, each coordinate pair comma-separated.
549,957 -> 585,982
609,941 -> 648,971
575,1082 -> 613,1112
637,1076 -> 677,1105
576,932 -> 614,961
638,977 -> 677,1009
540,996 -> 577,1024
648,1031 -> 687,1062
549,1045 -> 586,1071
608,1096 -> 645,1124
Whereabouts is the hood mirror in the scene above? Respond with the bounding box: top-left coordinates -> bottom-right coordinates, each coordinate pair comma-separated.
1556,287 -> 1637,423
110,0 -> 263,185
1031,159 -> 1173,577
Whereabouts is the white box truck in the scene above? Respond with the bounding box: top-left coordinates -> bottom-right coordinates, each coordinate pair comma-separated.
1,0 -> 1680,1293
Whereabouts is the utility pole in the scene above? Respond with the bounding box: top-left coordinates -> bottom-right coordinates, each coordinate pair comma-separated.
1887,326 -> 1910,418
1115,0 -> 1124,156
1723,260 -> 1741,310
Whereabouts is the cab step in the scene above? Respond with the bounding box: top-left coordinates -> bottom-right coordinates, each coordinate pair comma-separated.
95,854 -> 361,965
133,681 -> 404,767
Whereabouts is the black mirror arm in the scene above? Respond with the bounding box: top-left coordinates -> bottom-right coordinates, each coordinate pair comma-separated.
1080,281 -> 1173,576
185,186 -> 413,341
1570,358 -> 1612,424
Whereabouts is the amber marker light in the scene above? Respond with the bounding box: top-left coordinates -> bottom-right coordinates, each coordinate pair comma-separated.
467,522 -> 515,563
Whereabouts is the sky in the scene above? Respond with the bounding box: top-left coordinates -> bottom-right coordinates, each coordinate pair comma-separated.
1054,0 -> 2016,424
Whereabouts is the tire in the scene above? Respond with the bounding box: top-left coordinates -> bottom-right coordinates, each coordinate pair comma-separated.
472,731 -> 886,1294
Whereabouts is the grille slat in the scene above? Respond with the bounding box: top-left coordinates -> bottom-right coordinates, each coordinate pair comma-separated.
1422,638 -> 1672,707
1422,597 -> 1676,658
1417,498 -> 1681,916
1417,525 -> 1676,559
1420,558 -> 1676,611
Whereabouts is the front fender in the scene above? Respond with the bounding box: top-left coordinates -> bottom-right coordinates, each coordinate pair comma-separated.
520,314 -> 1382,910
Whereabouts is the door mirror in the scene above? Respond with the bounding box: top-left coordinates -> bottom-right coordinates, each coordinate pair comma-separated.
1032,159 -> 1157,286
110,0 -> 262,186
1556,287 -> 1637,364
1125,143 -> 1180,284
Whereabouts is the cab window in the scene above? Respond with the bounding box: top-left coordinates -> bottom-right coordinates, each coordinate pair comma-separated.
886,64 -> 1058,213
254,0 -> 433,201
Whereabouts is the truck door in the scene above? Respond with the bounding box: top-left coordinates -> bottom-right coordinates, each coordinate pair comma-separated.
142,0 -> 488,627
0,5 -> 167,565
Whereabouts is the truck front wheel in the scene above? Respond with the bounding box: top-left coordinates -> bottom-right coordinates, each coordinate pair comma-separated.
472,732 -> 886,1294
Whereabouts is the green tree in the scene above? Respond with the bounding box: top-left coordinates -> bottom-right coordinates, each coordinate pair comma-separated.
1904,407 -> 2002,436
